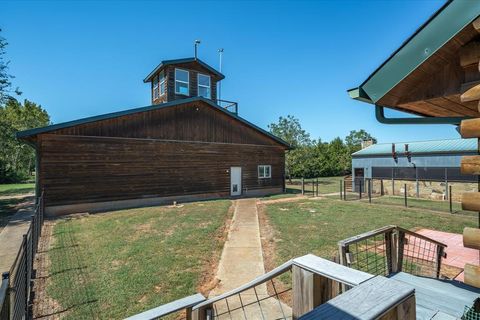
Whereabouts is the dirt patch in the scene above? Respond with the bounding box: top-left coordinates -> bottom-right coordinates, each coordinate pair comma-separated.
258,196 -> 307,205
197,201 -> 234,296
32,220 -> 66,319
257,203 -> 292,307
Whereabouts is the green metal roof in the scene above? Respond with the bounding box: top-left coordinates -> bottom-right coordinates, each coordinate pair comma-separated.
352,138 -> 478,157
143,57 -> 225,83
349,0 -> 480,104
16,97 -> 290,148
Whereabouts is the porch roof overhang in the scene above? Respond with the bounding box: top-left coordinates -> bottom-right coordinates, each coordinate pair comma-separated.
349,0 -> 480,122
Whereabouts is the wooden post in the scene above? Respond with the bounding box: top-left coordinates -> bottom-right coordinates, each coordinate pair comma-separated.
397,231 -> 405,272
392,177 -> 395,195
292,265 -> 326,319
404,184 -> 407,207
381,179 -> 384,196
449,185 -> 453,213
316,178 -> 319,197
301,178 -> 305,195
390,231 -> 399,273
434,246 -> 444,278
343,180 -> 346,200
191,306 -> 212,320
359,181 -> 362,200
384,231 -> 393,274
368,179 -> 372,203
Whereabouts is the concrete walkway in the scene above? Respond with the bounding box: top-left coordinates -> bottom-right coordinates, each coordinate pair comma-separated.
0,201 -> 35,273
209,198 -> 291,319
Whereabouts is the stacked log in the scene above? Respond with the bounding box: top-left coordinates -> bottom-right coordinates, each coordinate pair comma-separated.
460,120 -> 480,288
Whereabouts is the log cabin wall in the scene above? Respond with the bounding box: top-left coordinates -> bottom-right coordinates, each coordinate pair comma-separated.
38,134 -> 285,207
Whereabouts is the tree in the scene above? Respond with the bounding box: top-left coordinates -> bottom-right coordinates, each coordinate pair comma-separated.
269,115 -> 312,181
345,129 -> 377,150
0,99 -> 50,183
0,29 -> 20,105
268,115 -> 311,148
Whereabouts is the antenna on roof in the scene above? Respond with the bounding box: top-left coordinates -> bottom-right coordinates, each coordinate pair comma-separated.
194,40 -> 201,60
218,48 -> 224,101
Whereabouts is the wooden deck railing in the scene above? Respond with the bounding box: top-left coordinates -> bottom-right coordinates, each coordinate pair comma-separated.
127,254 -> 418,320
338,225 -> 447,279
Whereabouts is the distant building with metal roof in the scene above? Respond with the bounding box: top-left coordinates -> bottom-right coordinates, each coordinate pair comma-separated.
353,138 -> 477,157
351,138 -> 477,192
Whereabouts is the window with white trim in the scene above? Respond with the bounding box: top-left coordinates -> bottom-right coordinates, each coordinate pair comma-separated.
175,68 -> 189,95
159,71 -> 166,96
258,165 -> 271,179
197,73 -> 211,99
153,75 -> 159,99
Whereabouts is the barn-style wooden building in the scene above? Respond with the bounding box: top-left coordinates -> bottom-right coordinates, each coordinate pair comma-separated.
18,58 -> 289,215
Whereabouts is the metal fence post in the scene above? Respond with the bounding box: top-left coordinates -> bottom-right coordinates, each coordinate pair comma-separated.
449,185 -> 453,213
359,181 -> 362,200
340,180 -> 343,200
316,178 -> 319,197
301,178 -> 304,195
343,179 -> 346,200
23,234 -> 28,318
404,184 -> 407,207
0,272 -> 10,320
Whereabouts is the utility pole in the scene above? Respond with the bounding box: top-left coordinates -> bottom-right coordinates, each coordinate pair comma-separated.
218,48 -> 224,101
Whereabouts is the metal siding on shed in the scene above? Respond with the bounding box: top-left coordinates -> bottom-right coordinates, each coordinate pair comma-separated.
352,155 -> 465,179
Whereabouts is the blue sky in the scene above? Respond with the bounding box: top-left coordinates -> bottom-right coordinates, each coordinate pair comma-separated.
2,0 -> 459,143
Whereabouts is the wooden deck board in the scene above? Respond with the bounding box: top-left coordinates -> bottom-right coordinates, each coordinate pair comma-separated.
298,276 -> 414,320
389,272 -> 480,319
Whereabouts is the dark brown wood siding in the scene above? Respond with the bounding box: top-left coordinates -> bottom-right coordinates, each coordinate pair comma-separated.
48,100 -> 279,146
151,63 -> 218,104
39,134 -> 285,206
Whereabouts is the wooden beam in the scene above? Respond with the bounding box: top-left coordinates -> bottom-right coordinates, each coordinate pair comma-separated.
464,263 -> 480,288
461,156 -> 480,175
460,41 -> 480,67
473,16 -> 480,33
462,192 -> 480,211
461,83 -> 480,103
463,227 -> 480,250
460,118 -> 480,138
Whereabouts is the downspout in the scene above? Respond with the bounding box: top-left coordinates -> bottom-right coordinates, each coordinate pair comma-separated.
375,105 -> 470,125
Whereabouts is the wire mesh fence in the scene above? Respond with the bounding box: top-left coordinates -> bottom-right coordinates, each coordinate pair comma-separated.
337,178 -> 475,215
210,278 -> 292,320
338,226 -> 447,279
0,192 -> 44,320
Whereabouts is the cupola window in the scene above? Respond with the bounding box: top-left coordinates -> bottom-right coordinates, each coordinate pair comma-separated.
175,68 -> 189,95
198,74 -> 211,99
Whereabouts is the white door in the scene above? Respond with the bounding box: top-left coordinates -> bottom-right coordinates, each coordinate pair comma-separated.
230,167 -> 242,196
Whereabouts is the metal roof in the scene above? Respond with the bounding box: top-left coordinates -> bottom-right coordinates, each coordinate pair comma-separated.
16,96 -> 290,148
348,0 -> 480,105
143,57 -> 225,83
352,138 -> 478,157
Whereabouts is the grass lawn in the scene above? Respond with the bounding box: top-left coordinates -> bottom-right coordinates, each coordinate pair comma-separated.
46,200 -> 232,319
0,183 -> 35,197
264,197 -> 477,266
286,176 -> 344,195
